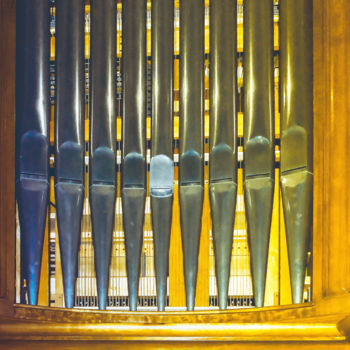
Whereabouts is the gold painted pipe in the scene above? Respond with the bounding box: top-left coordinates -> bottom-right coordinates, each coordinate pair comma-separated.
243,0 -> 275,308
280,0 -> 313,304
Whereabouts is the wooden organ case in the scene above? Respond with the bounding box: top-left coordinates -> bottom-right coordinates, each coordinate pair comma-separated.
1,0 -> 350,349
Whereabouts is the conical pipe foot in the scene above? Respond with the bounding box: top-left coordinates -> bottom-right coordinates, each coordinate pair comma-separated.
122,188 -> 146,311
209,181 -> 237,310
244,176 -> 274,307
56,182 -> 84,308
18,177 -> 49,305
90,184 -> 116,310
281,169 -> 313,304
179,185 -> 204,311
151,195 -> 173,311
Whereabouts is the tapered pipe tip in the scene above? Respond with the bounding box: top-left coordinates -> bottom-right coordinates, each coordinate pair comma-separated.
62,273 -> 78,309
18,177 -> 49,306
281,170 -> 313,305
129,295 -> 138,312
56,182 -> 84,309
186,292 -> 195,312
90,184 -> 116,310
209,181 -> 237,311
179,185 -> 204,311
122,187 -> 146,312
151,194 -> 173,312
244,176 -> 274,308
26,278 -> 40,306
98,293 -> 108,310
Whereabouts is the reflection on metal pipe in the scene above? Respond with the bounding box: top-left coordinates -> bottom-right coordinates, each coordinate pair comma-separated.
89,0 -> 117,310
16,0 -> 50,306
179,0 -> 204,311
243,0 -> 275,308
151,0 -> 174,311
280,0 -> 313,304
209,0 -> 237,310
122,0 -> 147,311
55,0 -> 85,309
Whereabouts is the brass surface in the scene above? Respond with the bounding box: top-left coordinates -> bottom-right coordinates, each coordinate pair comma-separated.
1,341 -> 350,350
0,319 -> 343,342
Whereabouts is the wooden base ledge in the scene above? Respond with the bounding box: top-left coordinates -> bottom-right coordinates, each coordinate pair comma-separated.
0,319 -> 344,342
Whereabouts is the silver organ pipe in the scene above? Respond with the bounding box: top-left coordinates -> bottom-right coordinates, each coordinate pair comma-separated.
280,0 -> 313,304
122,0 -> 147,311
179,0 -> 205,311
150,0 -> 174,312
89,0 -> 117,310
209,0 -> 237,310
14,0 -> 313,310
243,0 -> 275,308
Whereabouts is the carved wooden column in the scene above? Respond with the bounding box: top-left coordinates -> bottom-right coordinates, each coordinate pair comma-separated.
313,0 -> 350,301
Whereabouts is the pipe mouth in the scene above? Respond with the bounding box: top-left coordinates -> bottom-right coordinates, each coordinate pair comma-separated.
150,154 -> 174,197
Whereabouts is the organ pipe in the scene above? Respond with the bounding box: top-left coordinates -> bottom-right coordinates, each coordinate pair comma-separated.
14,0 -> 314,310
122,0 -> 147,311
151,0 -> 174,311
179,0 -> 205,311
209,0 -> 237,310
280,0 -> 313,304
243,0 -> 275,308
55,0 -> 85,309
89,0 -> 117,310
16,0 -> 50,306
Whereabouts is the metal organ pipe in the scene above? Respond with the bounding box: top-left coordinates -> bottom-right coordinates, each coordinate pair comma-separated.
179,0 -> 205,311
14,0 -> 314,310
243,0 -> 275,308
122,0 -> 147,312
89,0 -> 117,310
280,0 -> 313,304
55,0 -> 85,309
151,0 -> 174,311
209,0 -> 237,310
16,0 -> 50,306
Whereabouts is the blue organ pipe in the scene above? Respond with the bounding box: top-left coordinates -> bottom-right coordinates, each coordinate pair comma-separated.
55,0 -> 85,309
16,0 -> 50,306
89,0 -> 117,310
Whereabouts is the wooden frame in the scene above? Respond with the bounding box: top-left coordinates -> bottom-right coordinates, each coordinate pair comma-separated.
1,0 -> 350,347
